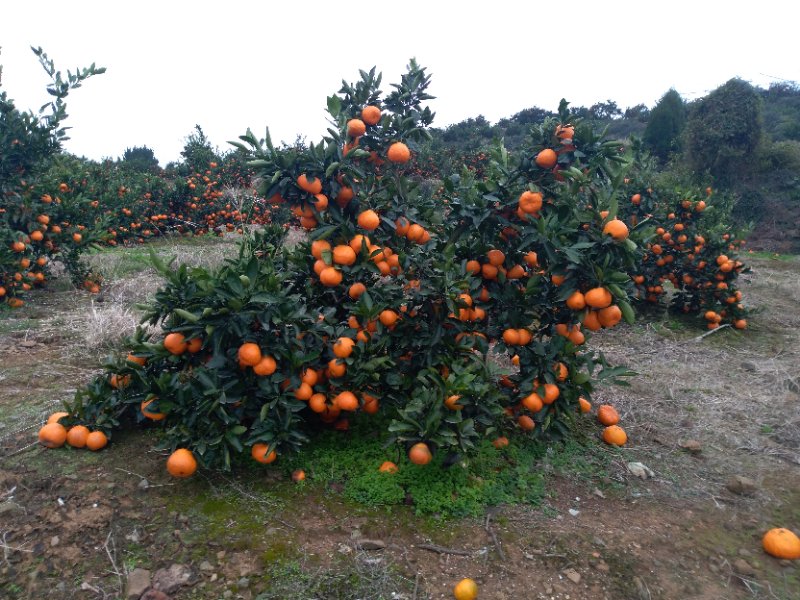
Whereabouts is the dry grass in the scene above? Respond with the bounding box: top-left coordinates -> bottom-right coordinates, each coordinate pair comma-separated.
590,255 -> 800,501
254,551 -> 425,600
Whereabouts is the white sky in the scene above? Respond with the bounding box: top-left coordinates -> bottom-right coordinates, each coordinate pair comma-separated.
1,1 -> 797,165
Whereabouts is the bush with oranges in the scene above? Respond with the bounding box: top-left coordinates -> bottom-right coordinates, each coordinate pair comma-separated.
61,63 -> 638,474
617,169 -> 750,329
1,48 -> 106,306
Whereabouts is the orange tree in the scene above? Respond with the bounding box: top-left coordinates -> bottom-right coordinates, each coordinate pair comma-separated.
59,63 -> 639,471
616,147 -> 749,329
1,47 -> 105,304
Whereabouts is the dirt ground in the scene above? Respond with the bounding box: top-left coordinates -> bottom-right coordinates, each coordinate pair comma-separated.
0,247 -> 798,600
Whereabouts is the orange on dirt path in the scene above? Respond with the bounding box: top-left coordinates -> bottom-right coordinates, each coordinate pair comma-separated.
38,423 -> 67,448
602,425 -> 627,446
86,431 -> 108,451
762,528 -> 800,559
66,425 -> 90,448
453,577 -> 479,600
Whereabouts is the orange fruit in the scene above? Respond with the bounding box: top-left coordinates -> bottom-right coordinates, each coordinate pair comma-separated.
311,239 -> 331,260
253,355 -> 277,376
328,358 -> 346,378
126,353 -> 147,367
502,329 -> 520,345
597,305 -> 622,328
486,249 -> 505,266
167,448 -> 198,477
518,415 -> 535,431
47,411 -> 69,425
492,436 -> 510,449
309,393 -> 327,413
297,174 -> 322,194
602,218 -> 629,240
38,423 -> 67,448
361,105 -> 382,126
362,393 -> 379,414
519,190 -> 543,214
395,217 -> 411,236
453,578 -> 479,600
334,391 -> 359,411
301,368 -> 319,386
332,245 -> 357,266
251,443 -> 277,464
86,431 -> 108,451
357,209 -> 380,231
349,234 -> 370,253
294,382 -> 313,401
333,337 -> 356,358
535,148 -> 557,169
566,290 -> 586,310
762,528 -> 800,560
141,398 -> 166,420
542,383 -> 560,404
346,118 -> 366,137
584,287 -> 613,309
238,342 -> 262,367
66,425 -> 90,448
444,394 -> 464,410
578,397 -> 591,413
379,309 -> 399,327
349,282 -> 367,299
387,142 -> 411,163
319,267 -> 342,286
379,460 -> 399,473
164,332 -> 188,355
602,425 -> 627,446
522,393 -> 543,413
597,404 -> 620,426
465,260 -> 481,275
408,442 -> 432,465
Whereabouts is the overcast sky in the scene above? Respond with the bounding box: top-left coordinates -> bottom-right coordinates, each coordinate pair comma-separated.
1,1 -> 797,166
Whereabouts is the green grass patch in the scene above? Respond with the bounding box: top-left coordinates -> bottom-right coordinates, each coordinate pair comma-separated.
259,415 -> 611,519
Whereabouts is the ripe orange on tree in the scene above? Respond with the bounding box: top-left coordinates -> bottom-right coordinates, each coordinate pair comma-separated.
251,443 -> 277,464
164,332 -> 188,355
408,442 -> 432,465
387,142 -> 411,163
535,148 -> 557,169
361,105 -> 381,125
167,448 -> 198,477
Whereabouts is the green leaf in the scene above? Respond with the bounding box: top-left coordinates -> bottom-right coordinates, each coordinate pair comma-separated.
619,300 -> 636,324
174,309 -> 199,323
327,95 -> 342,117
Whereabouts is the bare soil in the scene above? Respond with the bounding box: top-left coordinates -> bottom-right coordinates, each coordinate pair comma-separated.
1,251 -> 799,600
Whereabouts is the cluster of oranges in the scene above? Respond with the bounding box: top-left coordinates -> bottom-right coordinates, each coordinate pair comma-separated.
58,64 -> 644,481
38,413 -> 108,451
621,186 -> 748,328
